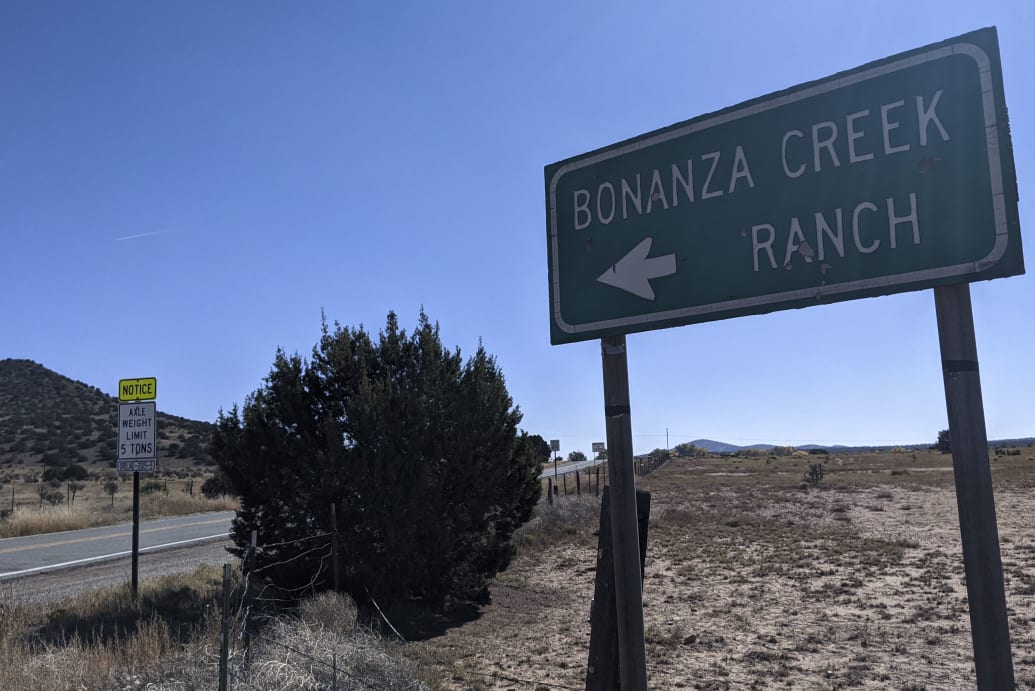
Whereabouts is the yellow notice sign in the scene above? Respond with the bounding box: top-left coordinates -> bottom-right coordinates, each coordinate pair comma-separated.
119,377 -> 157,402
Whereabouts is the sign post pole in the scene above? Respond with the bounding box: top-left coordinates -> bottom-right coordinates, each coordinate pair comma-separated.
117,377 -> 158,599
600,335 -> 648,691
550,439 -> 561,485
131,471 -> 140,596
934,283 -> 1014,688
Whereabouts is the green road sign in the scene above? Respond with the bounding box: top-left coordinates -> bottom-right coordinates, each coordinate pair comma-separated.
545,27 -> 1022,345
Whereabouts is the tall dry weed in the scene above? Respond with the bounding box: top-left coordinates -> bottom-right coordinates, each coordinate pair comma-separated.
2,567 -> 434,690
514,495 -> 600,549
236,592 -> 430,690
4,615 -> 218,690
0,503 -> 92,538
142,491 -> 237,519
0,565 -> 226,690
0,484 -> 238,538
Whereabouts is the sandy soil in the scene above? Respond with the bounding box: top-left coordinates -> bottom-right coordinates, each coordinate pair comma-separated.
412,452 -> 1035,690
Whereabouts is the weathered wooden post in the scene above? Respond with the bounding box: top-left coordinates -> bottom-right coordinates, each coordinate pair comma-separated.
586,485 -> 651,690
330,503 -> 340,592
219,563 -> 231,691
244,530 -> 257,656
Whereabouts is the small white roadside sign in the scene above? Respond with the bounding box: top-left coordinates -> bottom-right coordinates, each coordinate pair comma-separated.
117,402 -> 157,473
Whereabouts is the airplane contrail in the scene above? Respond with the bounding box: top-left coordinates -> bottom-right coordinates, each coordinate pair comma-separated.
115,226 -> 184,242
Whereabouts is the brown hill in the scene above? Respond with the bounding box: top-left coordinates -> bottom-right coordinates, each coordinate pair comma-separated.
0,359 -> 214,475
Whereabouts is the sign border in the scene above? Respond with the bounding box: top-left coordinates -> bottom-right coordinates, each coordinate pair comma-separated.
547,29 -> 1018,343
118,377 -> 158,402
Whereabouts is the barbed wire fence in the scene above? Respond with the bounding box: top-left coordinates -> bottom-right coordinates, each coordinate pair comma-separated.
214,516 -> 429,691
634,452 -> 668,476
545,453 -> 668,504
210,488 -> 612,690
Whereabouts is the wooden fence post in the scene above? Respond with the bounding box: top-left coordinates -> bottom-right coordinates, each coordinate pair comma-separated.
330,503 -> 340,592
576,469 -> 581,496
586,486 -> 651,690
547,477 -> 553,505
219,563 -> 231,691
244,530 -> 257,655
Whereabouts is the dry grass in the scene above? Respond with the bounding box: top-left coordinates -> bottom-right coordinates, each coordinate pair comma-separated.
0,565 -> 225,689
141,490 -> 237,519
0,474 -> 237,538
0,503 -> 95,538
514,494 -> 601,551
234,591 -> 430,690
2,568 -> 433,690
413,447 -> 1035,689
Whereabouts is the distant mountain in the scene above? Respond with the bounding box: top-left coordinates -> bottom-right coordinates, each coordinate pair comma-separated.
0,359 -> 214,475
798,444 -> 851,451
687,439 -> 749,453
990,438 -> 1035,448
684,436 -> 1033,454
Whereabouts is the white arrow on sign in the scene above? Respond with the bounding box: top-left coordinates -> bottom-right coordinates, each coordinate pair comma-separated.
596,237 -> 677,301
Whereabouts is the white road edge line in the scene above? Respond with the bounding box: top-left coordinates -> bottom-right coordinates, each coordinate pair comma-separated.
0,533 -> 230,580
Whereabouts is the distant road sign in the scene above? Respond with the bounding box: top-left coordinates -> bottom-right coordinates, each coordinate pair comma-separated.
117,402 -> 157,473
546,28 -> 1022,344
119,377 -> 157,402
550,439 -> 561,452
592,442 -> 606,453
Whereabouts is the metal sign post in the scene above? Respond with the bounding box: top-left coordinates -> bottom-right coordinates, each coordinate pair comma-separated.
118,378 -> 158,597
934,284 -> 1014,688
600,335 -> 648,690
132,470 -> 140,595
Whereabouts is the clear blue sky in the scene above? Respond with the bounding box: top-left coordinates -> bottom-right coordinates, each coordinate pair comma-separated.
2,1 -> 1032,456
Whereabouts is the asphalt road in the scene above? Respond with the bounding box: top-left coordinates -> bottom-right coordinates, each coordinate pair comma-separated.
0,538 -> 236,606
0,510 -> 235,579
546,457 -> 606,477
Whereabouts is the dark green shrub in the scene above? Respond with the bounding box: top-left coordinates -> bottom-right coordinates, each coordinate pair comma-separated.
211,311 -> 544,610
141,479 -> 167,495
200,474 -> 232,499
42,464 -> 90,483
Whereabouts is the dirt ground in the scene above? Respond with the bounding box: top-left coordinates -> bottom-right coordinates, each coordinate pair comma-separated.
412,450 -> 1035,690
